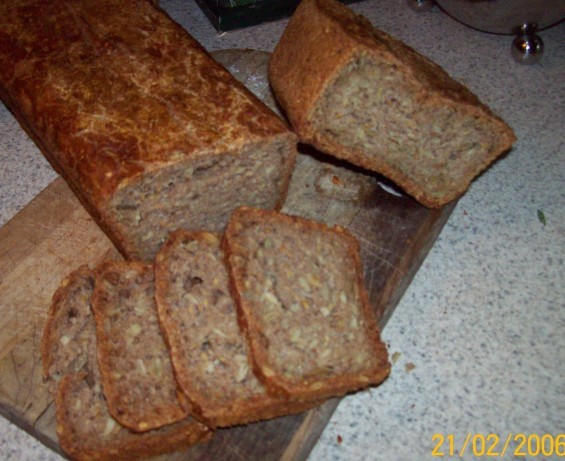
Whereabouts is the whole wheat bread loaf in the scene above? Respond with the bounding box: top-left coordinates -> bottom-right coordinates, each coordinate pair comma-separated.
91,261 -> 190,432
223,207 -> 390,401
269,0 -> 515,208
155,230 -> 319,427
42,265 -> 212,461
0,0 -> 296,261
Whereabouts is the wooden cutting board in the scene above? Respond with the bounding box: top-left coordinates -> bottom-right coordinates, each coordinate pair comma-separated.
0,49 -> 455,460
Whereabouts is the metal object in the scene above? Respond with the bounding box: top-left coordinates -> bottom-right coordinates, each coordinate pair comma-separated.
511,24 -> 545,64
433,0 -> 565,34
428,0 -> 565,63
407,0 -> 435,13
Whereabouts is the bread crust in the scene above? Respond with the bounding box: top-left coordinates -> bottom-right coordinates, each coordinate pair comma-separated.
91,260 -> 190,432
0,0 -> 296,259
155,230 -> 319,428
269,0 -> 516,208
223,207 -> 390,402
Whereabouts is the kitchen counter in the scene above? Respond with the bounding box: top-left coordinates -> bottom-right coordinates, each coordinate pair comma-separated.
0,1 -> 563,460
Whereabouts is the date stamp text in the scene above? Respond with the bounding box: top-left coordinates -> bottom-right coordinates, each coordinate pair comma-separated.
432,433 -> 565,458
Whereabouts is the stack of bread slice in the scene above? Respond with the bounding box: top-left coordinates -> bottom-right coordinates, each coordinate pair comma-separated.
42,207 -> 390,460
41,265 -> 212,461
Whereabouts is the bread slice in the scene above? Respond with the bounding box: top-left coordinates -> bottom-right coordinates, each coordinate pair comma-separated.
269,0 -> 516,208
56,373 -> 211,461
223,207 -> 390,401
41,265 -> 97,394
91,261 -> 190,432
155,230 -> 320,427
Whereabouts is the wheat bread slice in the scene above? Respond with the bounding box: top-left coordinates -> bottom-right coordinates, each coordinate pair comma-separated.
41,265 -> 97,395
91,261 -> 190,432
269,0 -> 516,208
155,230 -> 320,427
223,207 -> 390,401
55,372 -> 212,461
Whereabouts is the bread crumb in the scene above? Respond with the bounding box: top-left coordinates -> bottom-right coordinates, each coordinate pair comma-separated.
405,362 -> 416,372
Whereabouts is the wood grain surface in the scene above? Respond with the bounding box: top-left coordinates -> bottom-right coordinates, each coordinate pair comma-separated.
0,49 -> 455,460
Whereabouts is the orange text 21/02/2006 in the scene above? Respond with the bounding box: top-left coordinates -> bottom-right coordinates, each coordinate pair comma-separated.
432,433 -> 565,458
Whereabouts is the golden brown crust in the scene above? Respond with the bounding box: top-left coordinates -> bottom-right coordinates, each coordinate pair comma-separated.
55,372 -> 212,461
0,0 -> 288,203
223,207 -> 390,402
0,0 -> 296,257
269,0 -> 516,208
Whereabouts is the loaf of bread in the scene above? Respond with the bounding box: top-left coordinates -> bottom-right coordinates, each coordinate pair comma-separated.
223,207 -> 390,401
269,0 -> 516,208
0,0 -> 297,261
41,265 -> 97,395
91,261 -> 190,432
155,230 -> 319,427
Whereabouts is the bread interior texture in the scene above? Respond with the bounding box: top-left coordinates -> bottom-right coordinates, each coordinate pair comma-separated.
238,222 -> 374,382
313,56 -> 498,200
158,235 -> 263,403
44,269 -> 95,385
95,265 -> 186,429
109,138 -> 291,260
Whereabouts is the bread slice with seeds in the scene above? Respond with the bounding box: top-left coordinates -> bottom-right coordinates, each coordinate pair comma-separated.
223,207 -> 390,401
91,261 -> 190,432
41,265 -> 96,395
155,230 -> 319,427
56,372 -> 211,461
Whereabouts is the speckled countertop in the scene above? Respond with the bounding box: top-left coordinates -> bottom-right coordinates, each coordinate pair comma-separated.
1,1 -> 563,460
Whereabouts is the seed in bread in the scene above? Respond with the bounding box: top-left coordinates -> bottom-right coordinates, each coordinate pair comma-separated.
155,230 -> 320,427
41,265 -> 96,394
269,0 -> 515,208
0,0 -> 297,261
91,261 -> 189,432
223,207 -> 390,401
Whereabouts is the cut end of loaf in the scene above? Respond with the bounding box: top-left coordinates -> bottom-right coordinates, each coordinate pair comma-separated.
311,54 -> 515,207
108,135 -> 295,261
